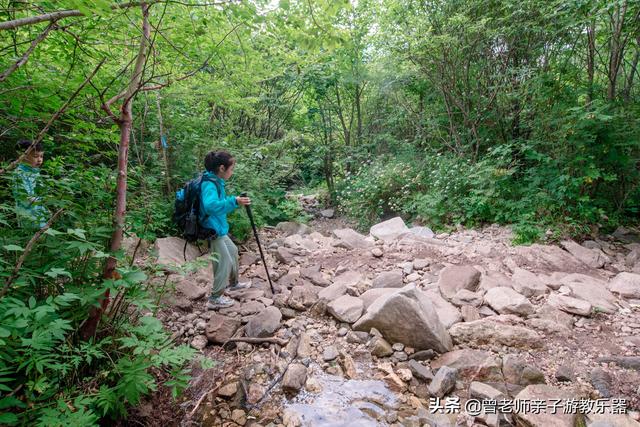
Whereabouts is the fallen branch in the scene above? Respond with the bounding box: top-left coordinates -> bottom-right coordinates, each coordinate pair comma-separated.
1,208 -> 64,297
0,59 -> 105,175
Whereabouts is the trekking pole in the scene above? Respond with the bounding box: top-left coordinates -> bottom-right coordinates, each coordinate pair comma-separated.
240,192 -> 275,294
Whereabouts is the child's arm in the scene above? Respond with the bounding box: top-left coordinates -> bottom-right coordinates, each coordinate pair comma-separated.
201,181 -> 238,216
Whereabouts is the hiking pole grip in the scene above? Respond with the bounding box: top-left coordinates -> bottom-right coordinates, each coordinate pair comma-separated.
240,192 -> 275,294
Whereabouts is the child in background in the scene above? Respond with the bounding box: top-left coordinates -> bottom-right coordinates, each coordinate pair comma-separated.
13,140 -> 48,229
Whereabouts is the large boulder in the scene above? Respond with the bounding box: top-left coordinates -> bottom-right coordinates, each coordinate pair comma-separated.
332,228 -> 373,250
484,287 -> 534,316
514,384 -> 580,427
560,273 -> 618,313
155,237 -> 200,266
205,313 -> 242,344
511,268 -> 549,297
438,265 -> 481,299
353,284 -> 453,353
422,289 -> 463,328
561,240 -> 609,269
449,316 -> 543,349
431,349 -> 503,382
245,306 -> 282,338
369,217 -> 409,243
608,272 -> 640,299
372,270 -> 404,288
360,288 -> 397,310
327,295 -> 364,323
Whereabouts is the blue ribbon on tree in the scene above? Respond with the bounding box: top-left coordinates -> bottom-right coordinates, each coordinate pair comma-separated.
161,134 -> 168,149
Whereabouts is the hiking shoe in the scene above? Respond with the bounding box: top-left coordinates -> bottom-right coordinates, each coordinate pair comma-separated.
207,295 -> 235,310
226,281 -> 251,293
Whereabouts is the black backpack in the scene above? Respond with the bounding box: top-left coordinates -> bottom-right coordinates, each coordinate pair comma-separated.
173,174 -> 221,251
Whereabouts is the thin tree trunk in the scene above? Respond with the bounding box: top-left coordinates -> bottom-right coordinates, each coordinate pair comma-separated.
156,92 -> 172,195
607,1 -> 628,101
80,2 -> 150,341
586,20 -> 596,105
622,39 -> 640,102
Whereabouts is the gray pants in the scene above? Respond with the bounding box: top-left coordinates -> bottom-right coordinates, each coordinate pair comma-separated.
209,235 -> 239,299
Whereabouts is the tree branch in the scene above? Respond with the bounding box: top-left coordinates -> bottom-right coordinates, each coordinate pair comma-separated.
0,22 -> 57,82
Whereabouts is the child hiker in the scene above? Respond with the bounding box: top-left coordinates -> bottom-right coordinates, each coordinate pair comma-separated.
201,150 -> 252,310
13,140 -> 48,229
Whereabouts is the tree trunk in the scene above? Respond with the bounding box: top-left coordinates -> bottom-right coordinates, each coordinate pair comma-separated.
156,92 -> 172,195
586,20 -> 596,105
607,1 -> 628,101
80,2 -> 150,341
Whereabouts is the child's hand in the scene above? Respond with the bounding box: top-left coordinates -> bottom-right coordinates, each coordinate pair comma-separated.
236,196 -> 251,206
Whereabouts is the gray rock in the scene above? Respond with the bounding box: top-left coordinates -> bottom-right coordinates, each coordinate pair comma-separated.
484,287 -> 534,316
514,385 -> 578,427
451,289 -> 483,307
478,271 -> 513,292
360,288 -> 397,309
561,239 -> 609,268
354,285 -> 452,353
190,335 -> 208,350
318,282 -> 347,302
431,349 -> 503,382
511,268 -> 549,297
287,284 -> 321,310
323,345 -> 339,361
274,247 -> 296,265
560,273 -> 618,313
372,270 -> 404,288
609,272 -> 640,299
547,293 -> 592,316
469,381 -> 504,400
422,289 -> 463,328
332,228 -> 373,250
205,313 -> 241,344
438,265 -> 481,299
327,295 -> 364,323
275,221 -> 310,237
368,336 -> 393,357
448,317 -> 543,349
555,365 -> 575,382
428,366 -> 457,398
409,226 -> 435,239
155,237 -> 199,266
370,217 -> 409,243
245,306 -> 282,338
320,208 -> 335,218
410,349 -> 437,361
502,354 -> 545,386
346,331 -> 370,344
461,305 -> 481,322
595,356 -> 640,371
175,277 -> 207,301
408,359 -> 433,382
283,363 -> 308,394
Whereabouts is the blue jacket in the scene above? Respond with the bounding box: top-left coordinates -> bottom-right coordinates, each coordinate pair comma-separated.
199,172 -> 238,237
13,163 -> 48,228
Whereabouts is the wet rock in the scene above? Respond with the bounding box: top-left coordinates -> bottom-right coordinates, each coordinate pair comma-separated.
461,305 -> 481,322
451,289 -> 483,307
502,354 -> 545,386
287,284 -> 321,310
372,270 -> 404,288
354,285 -> 452,353
245,306 -> 282,338
408,359 -> 433,382
332,228 -> 373,249
511,268 -> 549,297
547,293 -> 592,316
514,384 -> 579,427
555,365 -> 575,382
368,336 -> 393,357
609,272 -> 640,299
428,366 -> 457,398
190,335 -> 208,350
205,313 -> 241,344
561,239 -> 608,268
370,216 -> 409,243
283,363 -> 307,394
448,317 -> 543,349
327,295 -> 364,323
431,349 -> 503,382
484,287 -> 534,316
438,265 -> 481,299
323,345 -> 339,361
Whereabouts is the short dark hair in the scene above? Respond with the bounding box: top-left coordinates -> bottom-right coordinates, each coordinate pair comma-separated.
204,151 -> 234,173
16,139 -> 43,152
